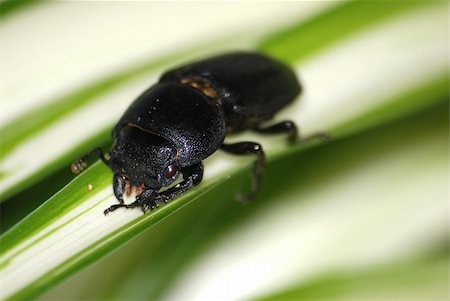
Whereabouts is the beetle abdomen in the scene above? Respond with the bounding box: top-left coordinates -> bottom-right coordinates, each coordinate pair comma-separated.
160,52 -> 301,122
114,83 -> 226,166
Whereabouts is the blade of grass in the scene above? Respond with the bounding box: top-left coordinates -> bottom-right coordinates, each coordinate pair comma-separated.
260,0 -> 428,63
253,252 -> 448,301
0,0 -> 42,19
0,2 -> 447,299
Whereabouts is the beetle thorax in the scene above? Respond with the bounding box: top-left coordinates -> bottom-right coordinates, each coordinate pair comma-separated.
180,76 -> 220,100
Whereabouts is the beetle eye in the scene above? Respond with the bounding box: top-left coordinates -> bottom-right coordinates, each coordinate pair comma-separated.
164,164 -> 178,178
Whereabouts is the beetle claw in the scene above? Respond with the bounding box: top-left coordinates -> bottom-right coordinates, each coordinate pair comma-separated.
156,194 -> 169,204
71,160 -> 87,174
103,204 -> 123,215
141,201 -> 159,213
104,200 -> 142,215
297,132 -> 332,144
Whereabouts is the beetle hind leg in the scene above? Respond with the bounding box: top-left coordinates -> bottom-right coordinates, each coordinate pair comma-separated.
221,142 -> 266,202
253,120 -> 330,143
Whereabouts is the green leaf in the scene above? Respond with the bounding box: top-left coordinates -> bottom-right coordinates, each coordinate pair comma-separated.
254,253 -> 448,301
0,2 -> 447,300
0,0 -> 42,19
260,0 -> 427,63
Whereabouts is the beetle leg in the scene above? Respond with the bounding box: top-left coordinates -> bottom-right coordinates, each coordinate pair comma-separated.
71,147 -> 110,174
253,120 -> 330,143
135,189 -> 161,213
253,120 -> 298,143
136,163 -> 204,213
112,174 -> 126,204
221,142 -> 265,202
104,164 -> 204,215
103,201 -> 139,215
103,189 -> 157,215
156,163 -> 204,202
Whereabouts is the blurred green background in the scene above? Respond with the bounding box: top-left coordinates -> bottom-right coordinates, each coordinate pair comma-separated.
0,1 -> 448,300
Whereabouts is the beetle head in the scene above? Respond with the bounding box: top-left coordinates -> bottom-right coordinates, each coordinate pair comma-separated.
109,125 -> 180,189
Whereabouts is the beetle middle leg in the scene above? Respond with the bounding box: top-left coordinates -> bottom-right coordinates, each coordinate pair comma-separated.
221,142 -> 266,202
253,120 -> 330,143
71,147 -> 110,174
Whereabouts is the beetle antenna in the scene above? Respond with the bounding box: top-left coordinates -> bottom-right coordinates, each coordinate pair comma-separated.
71,147 -> 110,174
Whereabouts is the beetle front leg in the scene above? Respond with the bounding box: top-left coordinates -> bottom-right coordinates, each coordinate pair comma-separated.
253,120 -> 330,143
221,142 -> 265,202
104,163 -> 204,215
104,189 -> 157,215
140,163 -> 204,212
112,174 -> 126,204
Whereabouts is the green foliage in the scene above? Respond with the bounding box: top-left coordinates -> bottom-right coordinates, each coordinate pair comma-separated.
0,1 -> 447,300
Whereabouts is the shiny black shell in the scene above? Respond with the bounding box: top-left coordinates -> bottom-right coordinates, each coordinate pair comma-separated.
160,52 -> 301,131
113,52 -> 300,167
114,83 -> 226,167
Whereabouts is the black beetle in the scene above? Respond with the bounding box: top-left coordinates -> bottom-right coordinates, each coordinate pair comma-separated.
72,52 -> 326,214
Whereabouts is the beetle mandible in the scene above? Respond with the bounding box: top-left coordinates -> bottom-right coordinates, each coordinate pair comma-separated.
72,52 -> 325,214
